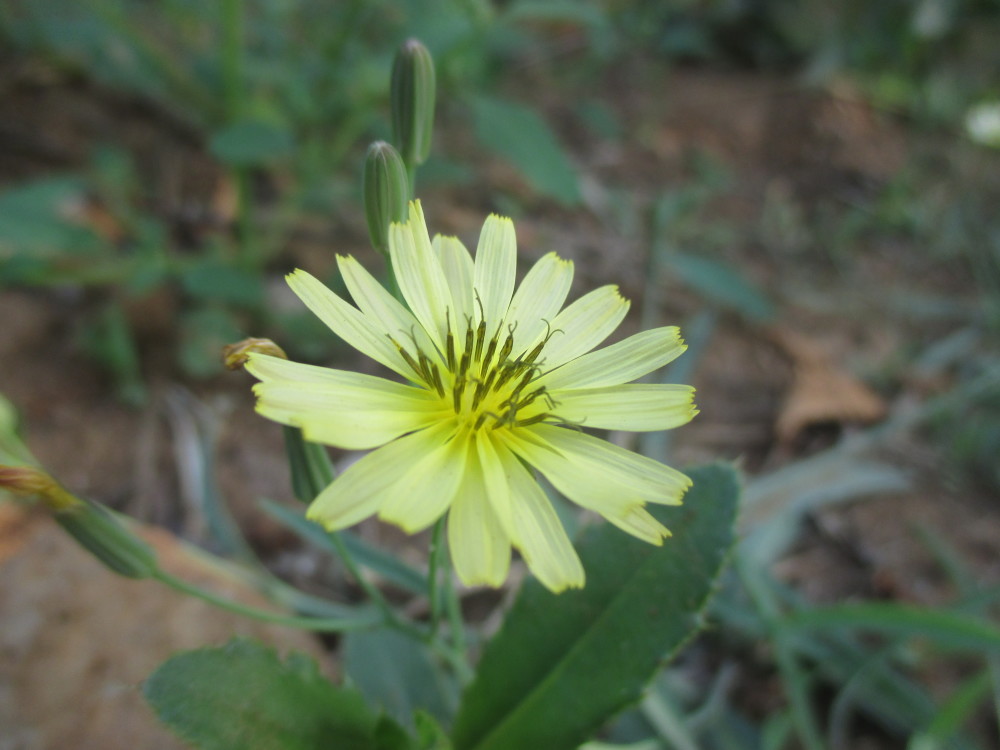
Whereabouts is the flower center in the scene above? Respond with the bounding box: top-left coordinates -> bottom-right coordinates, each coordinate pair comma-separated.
390,312 -> 559,433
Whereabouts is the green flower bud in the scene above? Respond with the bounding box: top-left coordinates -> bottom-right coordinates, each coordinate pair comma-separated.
391,38 -> 436,166
363,141 -> 409,254
55,499 -> 158,579
0,464 -> 158,579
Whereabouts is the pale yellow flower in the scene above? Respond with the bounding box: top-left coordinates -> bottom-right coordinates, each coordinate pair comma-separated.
247,202 -> 697,592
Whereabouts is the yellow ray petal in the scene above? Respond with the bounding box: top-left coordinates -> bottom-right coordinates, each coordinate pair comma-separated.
538,285 -> 629,369
551,384 -> 698,432
504,252 -> 574,358
306,425 -> 451,530
377,426 -> 468,533
337,254 -> 441,372
473,213 -> 517,339
434,234 -> 475,328
539,327 -> 686,391
389,201 -> 454,351
495,440 -> 584,592
447,446 -> 511,587
286,269 -> 411,378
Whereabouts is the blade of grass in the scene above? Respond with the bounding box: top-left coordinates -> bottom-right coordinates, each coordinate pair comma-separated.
738,558 -> 825,750
907,670 -> 992,750
640,688 -> 700,750
780,603 -> 1000,653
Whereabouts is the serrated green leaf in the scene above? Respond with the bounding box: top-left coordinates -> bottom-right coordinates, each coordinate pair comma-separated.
451,463 -> 740,750
144,638 -> 380,750
470,95 -> 580,205
344,628 -> 459,727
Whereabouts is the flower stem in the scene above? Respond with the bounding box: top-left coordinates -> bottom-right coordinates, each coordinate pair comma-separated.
443,547 -> 465,653
427,516 -> 447,636
326,529 -> 408,630
153,570 -> 380,632
221,0 -> 244,121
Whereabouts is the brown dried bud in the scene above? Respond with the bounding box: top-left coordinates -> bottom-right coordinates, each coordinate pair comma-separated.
223,338 -> 288,370
0,464 -> 80,510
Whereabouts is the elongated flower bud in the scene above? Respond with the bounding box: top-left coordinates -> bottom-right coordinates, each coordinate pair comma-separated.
0,464 -> 157,579
391,39 -> 436,166
363,141 -> 409,254
55,500 -> 158,579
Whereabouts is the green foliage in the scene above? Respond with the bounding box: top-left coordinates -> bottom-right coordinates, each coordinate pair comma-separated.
451,463 -> 739,750
344,628 -> 459,726
259,498 -> 429,595
54,499 -> 158,579
80,299 -> 147,405
470,95 -> 581,206
609,0 -> 1000,123
666,253 -> 774,322
144,638 -> 400,750
209,119 -> 295,167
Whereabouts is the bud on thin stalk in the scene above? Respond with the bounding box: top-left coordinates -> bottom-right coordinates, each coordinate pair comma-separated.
0,464 -> 157,579
363,141 -> 409,255
391,38 -> 436,168
55,500 -> 158,579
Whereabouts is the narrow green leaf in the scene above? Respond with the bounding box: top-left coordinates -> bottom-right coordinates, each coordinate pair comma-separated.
909,671 -> 991,750
666,253 -> 774,322
452,463 -> 740,750
344,628 -> 459,726
782,602 -> 1000,652
470,95 -> 580,205
282,425 -> 334,503
144,638 -> 380,750
258,498 -> 428,594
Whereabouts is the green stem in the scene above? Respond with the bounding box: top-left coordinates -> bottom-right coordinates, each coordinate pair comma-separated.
235,167 -> 257,269
425,520 -> 471,683
154,570 -> 379,632
285,429 -> 407,629
326,530 -> 407,630
427,517 -> 447,636
221,0 -> 244,121
443,548 -> 466,657
219,0 -> 257,269
405,160 -> 418,199
432,635 -> 474,685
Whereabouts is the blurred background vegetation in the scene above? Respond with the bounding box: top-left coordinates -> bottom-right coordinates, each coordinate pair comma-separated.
1,1 -> 999,749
